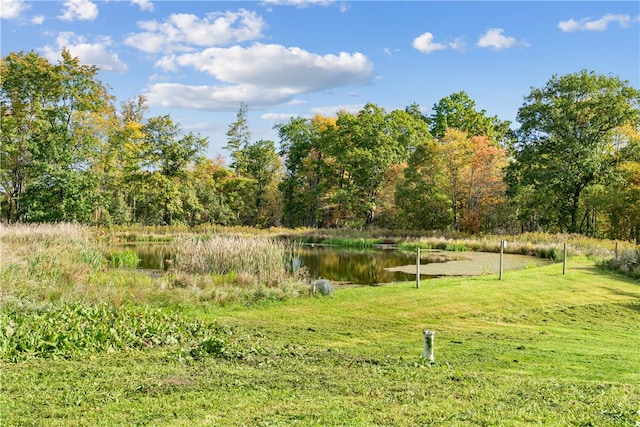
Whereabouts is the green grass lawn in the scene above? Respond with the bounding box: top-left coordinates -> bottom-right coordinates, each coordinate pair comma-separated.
2,259 -> 639,426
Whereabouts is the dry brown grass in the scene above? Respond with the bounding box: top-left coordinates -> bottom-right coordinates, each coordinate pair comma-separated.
171,235 -> 293,286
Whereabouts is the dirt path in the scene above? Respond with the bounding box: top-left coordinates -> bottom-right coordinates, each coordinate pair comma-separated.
385,251 -> 553,276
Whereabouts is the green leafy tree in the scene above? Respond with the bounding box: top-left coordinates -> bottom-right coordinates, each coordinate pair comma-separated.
429,91 -> 512,145
236,139 -> 282,227
276,115 -> 335,228
225,103 -> 251,176
93,95 -> 148,225
137,115 -> 208,225
185,156 -> 237,226
1,51 -> 53,221
395,138 -> 449,230
511,70 -> 640,233
1,49 -> 114,223
596,125 -> 640,241
331,103 -> 415,226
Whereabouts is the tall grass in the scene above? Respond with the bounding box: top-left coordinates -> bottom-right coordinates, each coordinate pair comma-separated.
172,235 -> 292,286
1,224 -> 308,362
288,228 -> 633,262
1,223 -> 105,300
600,247 -> 640,278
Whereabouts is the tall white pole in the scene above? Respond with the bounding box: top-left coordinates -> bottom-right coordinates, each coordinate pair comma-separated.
416,247 -> 420,289
499,240 -> 504,280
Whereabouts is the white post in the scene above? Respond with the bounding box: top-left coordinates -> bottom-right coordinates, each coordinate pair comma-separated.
416,247 -> 420,289
423,330 -> 435,362
499,240 -> 505,280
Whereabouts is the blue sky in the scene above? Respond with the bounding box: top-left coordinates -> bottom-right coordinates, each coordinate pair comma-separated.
2,0 -> 639,159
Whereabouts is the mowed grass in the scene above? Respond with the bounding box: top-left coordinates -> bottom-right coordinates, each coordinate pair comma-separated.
3,257 -> 640,426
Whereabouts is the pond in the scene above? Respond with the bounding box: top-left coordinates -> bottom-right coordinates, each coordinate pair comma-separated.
120,243 -> 443,285
292,245 -> 439,285
121,243 -> 552,286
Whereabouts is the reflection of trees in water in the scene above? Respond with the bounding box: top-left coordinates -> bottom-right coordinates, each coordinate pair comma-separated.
295,247 -> 417,285
124,244 -> 420,285
121,244 -> 171,270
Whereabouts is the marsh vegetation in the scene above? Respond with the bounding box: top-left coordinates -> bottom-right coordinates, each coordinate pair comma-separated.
1,224 -> 639,425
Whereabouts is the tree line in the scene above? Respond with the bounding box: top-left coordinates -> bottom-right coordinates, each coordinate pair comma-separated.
2,50 -> 639,241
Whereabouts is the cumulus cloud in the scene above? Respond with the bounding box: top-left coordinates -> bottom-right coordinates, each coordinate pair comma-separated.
125,9 -> 266,53
558,13 -> 638,32
31,15 -> 45,24
413,32 -> 466,54
0,0 -> 29,19
161,43 -> 373,92
131,0 -> 153,12
144,83 -> 297,111
477,28 -> 524,50
42,32 -> 128,73
412,32 -> 447,54
148,43 -> 372,111
58,0 -> 98,21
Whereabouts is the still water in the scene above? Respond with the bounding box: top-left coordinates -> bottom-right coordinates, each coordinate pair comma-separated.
292,245 -> 427,285
123,243 -> 428,285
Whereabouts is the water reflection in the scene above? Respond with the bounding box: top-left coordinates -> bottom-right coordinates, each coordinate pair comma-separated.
293,246 -> 424,285
123,243 -> 426,285
120,243 -> 172,270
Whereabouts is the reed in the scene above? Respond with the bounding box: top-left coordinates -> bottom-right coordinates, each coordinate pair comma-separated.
171,235 -> 293,286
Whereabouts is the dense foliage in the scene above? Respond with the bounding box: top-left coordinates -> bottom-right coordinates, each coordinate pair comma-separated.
2,50 -> 639,240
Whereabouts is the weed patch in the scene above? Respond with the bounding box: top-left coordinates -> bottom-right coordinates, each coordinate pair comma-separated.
107,249 -> 140,268
0,300 -> 223,361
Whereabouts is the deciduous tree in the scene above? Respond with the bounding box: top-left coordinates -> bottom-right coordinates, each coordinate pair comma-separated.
511,70 -> 640,233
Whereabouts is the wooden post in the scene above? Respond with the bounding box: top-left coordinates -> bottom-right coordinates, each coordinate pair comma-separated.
562,243 -> 567,275
499,240 -> 505,280
615,241 -> 619,260
416,247 -> 420,289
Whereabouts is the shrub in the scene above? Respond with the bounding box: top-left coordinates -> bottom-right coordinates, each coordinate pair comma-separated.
603,248 -> 640,279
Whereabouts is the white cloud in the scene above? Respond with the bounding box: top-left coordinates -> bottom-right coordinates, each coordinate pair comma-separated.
144,83 -> 297,111
125,9 -> 266,53
261,0 -> 335,8
0,0 -> 29,19
59,0 -> 98,21
131,0 -> 153,12
261,112 -> 303,124
148,43 -> 372,111
42,32 -> 128,73
448,37 -> 466,52
413,33 -> 466,54
412,32 -> 446,54
311,104 -> 364,116
477,28 -> 520,50
154,55 -> 179,72
31,14 -> 45,24
165,43 -> 373,93
558,13 -> 638,32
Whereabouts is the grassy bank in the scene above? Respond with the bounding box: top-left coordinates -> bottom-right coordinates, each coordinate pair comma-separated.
1,224 -> 639,425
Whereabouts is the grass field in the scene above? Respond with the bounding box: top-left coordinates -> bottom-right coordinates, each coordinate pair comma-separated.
1,225 -> 639,426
